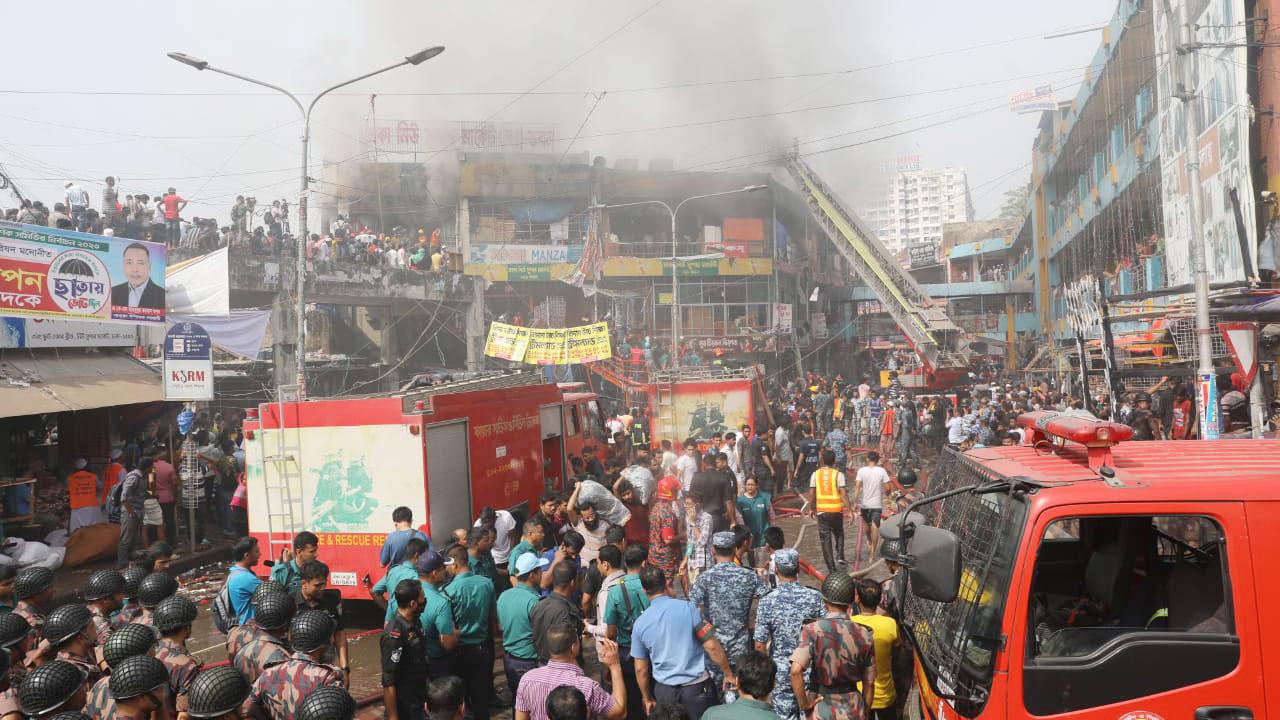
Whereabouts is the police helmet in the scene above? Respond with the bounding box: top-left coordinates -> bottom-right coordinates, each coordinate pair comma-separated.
820,572 -> 856,607
48,713 -> 91,720
14,566 -> 55,601
136,573 -> 178,609
896,467 -> 918,488
109,654 -> 168,701
297,686 -> 357,720
121,566 -> 148,599
289,609 -> 336,653
254,590 -> 296,631
879,537 -> 904,563
18,660 -> 88,716
82,570 -> 126,602
185,666 -> 250,719
251,581 -> 286,605
153,595 -> 199,635
102,623 -> 157,667
0,612 -> 31,649
43,604 -> 93,647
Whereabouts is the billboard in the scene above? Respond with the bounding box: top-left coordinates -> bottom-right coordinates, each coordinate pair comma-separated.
247,425 -> 427,535
1155,0 -> 1256,285
672,380 -> 753,442
0,221 -> 166,325
0,317 -> 136,348
1009,85 -> 1056,114
468,244 -> 583,265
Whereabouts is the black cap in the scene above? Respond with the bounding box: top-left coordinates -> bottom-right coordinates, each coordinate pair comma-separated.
136,573 -> 178,609
102,623 -> 157,667
121,566 -> 148,599
18,659 -> 88,715
109,655 -> 168,700
43,604 -> 93,647
254,591 -> 295,631
820,572 -> 856,607
82,570 -> 127,602
289,609 -> 336,653
153,595 -> 198,635
185,666 -> 250,719
297,686 -> 356,720
0,612 -> 31,649
14,566 -> 55,600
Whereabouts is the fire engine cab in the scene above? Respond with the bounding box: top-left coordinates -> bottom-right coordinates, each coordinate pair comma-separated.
896,410 -> 1280,720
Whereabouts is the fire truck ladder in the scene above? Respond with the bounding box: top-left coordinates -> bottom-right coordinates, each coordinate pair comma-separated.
261,386 -> 305,562
784,155 -> 964,373
654,379 -> 676,439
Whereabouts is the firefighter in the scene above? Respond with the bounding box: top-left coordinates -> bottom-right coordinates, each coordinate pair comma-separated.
154,595 -> 201,716
12,567 -> 55,640
108,655 -> 169,717
112,565 -> 149,629
242,610 -> 343,719
380,579 -> 429,720
35,605 -> 99,684
805,450 -> 851,574
232,590 -> 294,684
629,408 -> 651,458
789,573 -> 876,720
186,666 -> 251,720
134,572 -> 179,630
82,570 -> 125,646
17,660 -> 88,717
67,458 -> 102,534
85,622 -> 159,718
297,686 -> 357,720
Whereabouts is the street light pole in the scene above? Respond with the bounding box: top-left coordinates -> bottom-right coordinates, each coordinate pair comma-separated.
593,185 -> 767,368
167,47 -> 444,396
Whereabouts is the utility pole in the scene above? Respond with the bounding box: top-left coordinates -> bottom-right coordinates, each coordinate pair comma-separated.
1173,1 -> 1219,439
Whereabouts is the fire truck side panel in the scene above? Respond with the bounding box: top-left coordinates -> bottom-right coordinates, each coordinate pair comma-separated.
1245,501 -> 1280,719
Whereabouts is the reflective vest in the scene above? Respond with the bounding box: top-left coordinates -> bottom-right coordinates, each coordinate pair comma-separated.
833,397 -> 844,420
813,467 -> 845,513
102,463 -> 125,505
68,470 -> 99,510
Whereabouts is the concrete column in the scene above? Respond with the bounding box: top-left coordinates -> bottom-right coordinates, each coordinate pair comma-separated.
271,277 -> 297,392
465,279 -> 486,372
457,198 -> 471,260
379,306 -> 400,393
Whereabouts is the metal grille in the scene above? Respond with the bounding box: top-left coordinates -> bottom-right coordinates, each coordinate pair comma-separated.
1167,315 -> 1229,361
902,450 -> 1025,706
533,296 -> 566,328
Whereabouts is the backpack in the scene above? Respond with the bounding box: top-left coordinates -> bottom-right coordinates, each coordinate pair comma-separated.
105,479 -> 125,524
211,573 -> 237,634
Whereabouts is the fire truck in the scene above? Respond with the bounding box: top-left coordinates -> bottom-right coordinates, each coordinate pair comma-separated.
893,411 -> 1280,719
241,371 -> 601,599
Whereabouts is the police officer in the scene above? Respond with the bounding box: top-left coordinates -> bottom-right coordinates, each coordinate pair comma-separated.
81,570 -> 125,646
232,590 -> 294,684
789,573 -> 876,720
18,659 -> 88,717
109,654 -> 169,717
154,595 -> 201,715
689,531 -> 768,697
186,666 -> 251,720
134,572 -> 179,629
225,581 -> 287,661
84,622 -> 157,718
753,549 -> 825,719
37,605 -> 100,685
12,566 -> 55,640
242,610 -> 343,719
443,545 -> 495,720
414,551 -> 458,678
112,565 -> 149,629
381,579 -> 429,720
297,686 -> 357,720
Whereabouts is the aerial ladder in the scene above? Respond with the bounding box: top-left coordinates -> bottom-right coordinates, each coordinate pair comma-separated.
784,154 -> 967,377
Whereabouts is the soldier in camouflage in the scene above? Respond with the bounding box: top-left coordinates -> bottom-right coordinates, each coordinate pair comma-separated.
789,573 -> 876,720
12,567 -> 55,644
242,610 -> 343,720
232,591 -> 294,685
225,581 -> 287,662
133,572 -> 178,634
83,622 -> 157,719
753,549 -> 826,720
111,566 -> 148,630
154,595 -> 201,716
690,531 -> 768,694
82,570 -> 125,648
39,605 -> 101,686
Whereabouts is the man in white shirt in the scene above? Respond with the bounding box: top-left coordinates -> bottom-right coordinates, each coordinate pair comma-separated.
946,410 -> 967,447
64,181 -> 91,231
659,440 -> 678,478
853,451 -> 894,556
567,482 -> 613,564
722,432 -> 743,488
675,442 -> 699,495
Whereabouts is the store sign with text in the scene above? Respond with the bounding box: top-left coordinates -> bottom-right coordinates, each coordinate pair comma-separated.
468,244 -> 584,265
1,317 -> 136,348
164,322 -> 214,400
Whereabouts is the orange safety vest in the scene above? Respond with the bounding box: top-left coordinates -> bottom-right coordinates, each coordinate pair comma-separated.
102,463 -> 125,505
68,470 -> 99,510
813,467 -> 845,513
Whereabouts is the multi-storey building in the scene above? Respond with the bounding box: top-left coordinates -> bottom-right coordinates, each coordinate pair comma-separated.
866,167 -> 974,254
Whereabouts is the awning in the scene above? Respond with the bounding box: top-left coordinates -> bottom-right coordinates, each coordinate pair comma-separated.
0,351 -> 163,418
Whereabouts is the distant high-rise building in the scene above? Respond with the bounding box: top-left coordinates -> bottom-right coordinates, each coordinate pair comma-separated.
865,167 -> 974,254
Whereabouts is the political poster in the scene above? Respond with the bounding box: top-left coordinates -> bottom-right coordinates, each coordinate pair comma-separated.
483,322 -> 531,362
0,221 -> 166,325
564,322 -> 612,363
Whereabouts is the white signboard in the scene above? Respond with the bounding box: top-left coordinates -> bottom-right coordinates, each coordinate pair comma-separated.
812,312 -> 829,340
1,317 -> 135,348
456,121 -> 557,152
164,322 -> 213,400
773,303 -> 793,333
1009,85 -> 1056,114
468,244 -> 584,265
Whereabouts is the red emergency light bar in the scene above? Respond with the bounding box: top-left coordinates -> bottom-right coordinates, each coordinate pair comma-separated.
1016,410 -> 1133,471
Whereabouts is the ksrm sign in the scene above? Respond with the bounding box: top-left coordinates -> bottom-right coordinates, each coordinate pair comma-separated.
164,322 -> 214,400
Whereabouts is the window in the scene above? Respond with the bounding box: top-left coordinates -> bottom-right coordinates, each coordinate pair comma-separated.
1024,514 -> 1238,715
567,405 -> 581,437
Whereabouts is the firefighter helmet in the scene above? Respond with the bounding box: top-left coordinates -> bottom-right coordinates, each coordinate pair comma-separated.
136,573 -> 178,609
18,660 -> 88,716
153,595 -> 199,635
297,686 -> 357,720
43,604 -> 93,647
0,612 -> 31,649
254,590 -> 295,631
121,566 -> 148,599
82,570 -> 126,602
109,654 -> 169,701
185,666 -> 250,719
820,572 -> 856,607
289,609 -> 336,653
102,623 -> 157,667
14,566 -> 55,600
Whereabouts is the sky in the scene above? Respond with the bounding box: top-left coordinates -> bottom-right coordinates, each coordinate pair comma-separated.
0,0 -> 1117,225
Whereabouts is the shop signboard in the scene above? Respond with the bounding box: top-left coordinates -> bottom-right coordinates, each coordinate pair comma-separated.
773,303 -> 793,333
468,244 -> 584,265
1009,85 -> 1056,115
812,312 -> 829,340
907,242 -> 938,268
164,322 -> 213,400
0,317 -> 136,348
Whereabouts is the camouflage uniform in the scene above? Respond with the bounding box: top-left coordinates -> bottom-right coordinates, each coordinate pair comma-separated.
241,652 -> 343,719
88,606 -> 113,646
11,602 -> 43,642
789,613 -> 876,720
84,675 -> 118,718
56,649 -> 101,687
225,619 -> 262,661
134,608 -> 155,631
156,638 -> 200,715
754,582 -> 826,719
232,630 -> 290,685
690,559 -> 768,693
112,603 -> 143,630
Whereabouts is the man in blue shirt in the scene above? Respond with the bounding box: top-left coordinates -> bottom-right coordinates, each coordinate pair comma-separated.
370,537 -> 427,622
227,536 -> 263,624
631,565 -> 736,720
379,506 -> 430,568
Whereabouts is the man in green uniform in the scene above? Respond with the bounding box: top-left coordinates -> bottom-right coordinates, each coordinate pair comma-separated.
603,544 -> 650,719
371,538 -> 427,623
414,550 -> 459,678
789,573 -> 876,720
496,552 -> 547,700
443,544 -> 495,720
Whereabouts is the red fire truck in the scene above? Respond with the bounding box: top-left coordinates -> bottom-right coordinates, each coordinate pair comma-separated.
242,372 -> 600,599
895,411 -> 1280,720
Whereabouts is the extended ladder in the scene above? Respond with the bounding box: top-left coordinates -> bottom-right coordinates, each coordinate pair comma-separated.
262,385 -> 305,563
655,380 -> 676,439
784,155 -> 964,373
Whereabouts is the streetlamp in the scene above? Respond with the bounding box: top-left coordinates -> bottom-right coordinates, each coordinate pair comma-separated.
168,47 -> 445,394
593,184 -> 767,367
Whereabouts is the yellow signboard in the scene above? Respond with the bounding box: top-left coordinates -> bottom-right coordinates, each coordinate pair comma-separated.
525,328 -> 567,365
484,321 -> 613,365
483,322 -> 531,361
564,322 -> 612,363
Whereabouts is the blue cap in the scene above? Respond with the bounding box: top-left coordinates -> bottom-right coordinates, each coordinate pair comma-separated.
773,549 -> 800,572
711,532 -> 737,550
513,553 -> 551,577
416,550 -> 454,574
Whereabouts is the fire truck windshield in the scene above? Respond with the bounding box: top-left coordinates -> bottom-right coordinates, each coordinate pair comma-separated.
902,452 -> 1028,714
